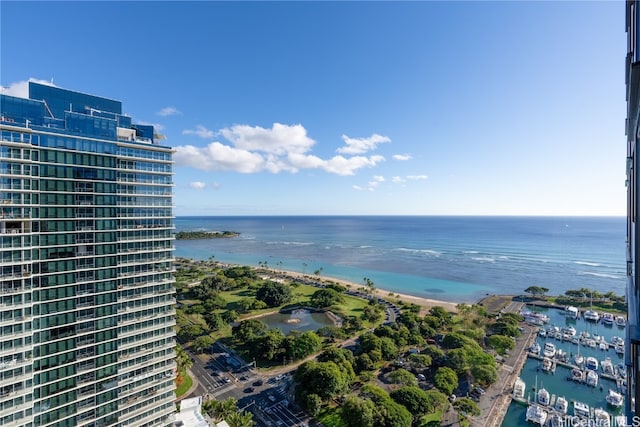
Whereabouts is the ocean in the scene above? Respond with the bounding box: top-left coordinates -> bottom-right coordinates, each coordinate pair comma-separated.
173,216 -> 625,304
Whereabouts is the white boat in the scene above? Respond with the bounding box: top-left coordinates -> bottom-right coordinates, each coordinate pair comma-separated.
573,401 -> 590,418
561,326 -> 576,337
602,357 -> 615,376
526,404 -> 548,425
543,342 -> 556,358
600,341 -> 609,351
554,395 -> 568,414
584,310 -> 600,322
565,305 -> 579,318
538,387 -> 550,406
538,328 -> 547,338
530,342 -> 541,355
574,353 -> 584,367
541,357 -> 554,373
603,313 -> 615,325
594,407 -> 611,427
586,356 -> 599,371
522,311 -> 550,324
513,377 -> 526,399
611,336 -> 625,346
606,389 -> 624,408
615,315 -> 627,327
616,344 -> 625,355
586,370 -> 599,387
571,367 -> 584,382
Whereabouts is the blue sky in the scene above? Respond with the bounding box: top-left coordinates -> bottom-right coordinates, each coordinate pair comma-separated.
1,1 -> 626,216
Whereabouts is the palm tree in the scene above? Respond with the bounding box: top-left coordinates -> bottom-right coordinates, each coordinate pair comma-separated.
203,398 -> 238,422
175,344 -> 192,374
226,410 -> 255,427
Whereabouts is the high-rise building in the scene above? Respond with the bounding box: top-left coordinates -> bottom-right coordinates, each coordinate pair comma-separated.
627,0 -> 640,419
0,82 -> 176,427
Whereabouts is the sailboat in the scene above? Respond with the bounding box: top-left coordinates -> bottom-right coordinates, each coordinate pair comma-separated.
584,294 -> 600,322
574,339 -> 584,367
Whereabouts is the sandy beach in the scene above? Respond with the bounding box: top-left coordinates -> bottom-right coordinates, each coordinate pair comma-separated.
276,269 -> 460,314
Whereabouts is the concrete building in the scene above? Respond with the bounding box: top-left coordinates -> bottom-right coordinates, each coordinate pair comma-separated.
0,82 -> 176,426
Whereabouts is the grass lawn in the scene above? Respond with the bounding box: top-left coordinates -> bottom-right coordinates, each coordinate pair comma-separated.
175,371 -> 193,398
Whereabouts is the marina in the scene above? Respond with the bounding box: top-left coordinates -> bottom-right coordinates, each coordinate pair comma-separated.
502,304 -> 627,426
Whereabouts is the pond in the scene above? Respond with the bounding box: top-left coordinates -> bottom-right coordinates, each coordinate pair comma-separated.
260,307 -> 338,335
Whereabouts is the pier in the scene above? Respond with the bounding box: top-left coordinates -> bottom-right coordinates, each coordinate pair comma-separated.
481,301 -> 534,427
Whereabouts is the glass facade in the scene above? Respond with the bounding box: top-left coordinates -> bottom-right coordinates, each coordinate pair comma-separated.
0,83 -> 176,427
627,0 -> 640,421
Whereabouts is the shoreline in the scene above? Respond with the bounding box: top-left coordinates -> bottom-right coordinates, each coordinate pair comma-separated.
264,268 -> 463,314
178,257 -> 511,315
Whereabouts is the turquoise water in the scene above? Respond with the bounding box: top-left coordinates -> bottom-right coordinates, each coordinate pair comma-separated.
501,305 -> 626,426
174,216 -> 625,303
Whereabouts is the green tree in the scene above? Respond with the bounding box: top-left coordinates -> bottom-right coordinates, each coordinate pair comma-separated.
341,395 -> 376,427
226,410 -> 255,427
488,334 -> 515,355
453,397 -> 481,419
232,319 -> 267,342
254,329 -> 285,361
363,277 -> 376,292
295,361 -> 350,401
388,368 -> 418,387
177,324 -> 205,341
360,384 -> 412,427
434,366 -> 458,395
192,335 -> 215,353
524,286 -> 549,298
390,386 -> 431,419
304,393 -> 323,417
310,288 -> 344,307
255,281 -> 293,307
286,331 -> 323,360
379,337 -> 399,361
175,344 -> 192,378
470,364 -> 498,386
204,312 -> 226,331
203,398 -> 238,422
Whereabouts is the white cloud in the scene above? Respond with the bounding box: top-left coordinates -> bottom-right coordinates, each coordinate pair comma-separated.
393,154 -> 412,161
157,107 -> 181,116
189,181 -> 207,189
0,78 -> 56,98
322,155 -> 385,176
407,175 -> 428,180
337,133 -> 391,155
175,142 -> 265,173
353,185 -> 365,191
372,175 -> 385,182
183,125 -> 215,139
220,123 -> 315,155
174,123 -> 386,176
392,176 -> 406,183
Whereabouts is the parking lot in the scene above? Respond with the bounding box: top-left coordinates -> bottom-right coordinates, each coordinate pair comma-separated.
188,344 -> 311,427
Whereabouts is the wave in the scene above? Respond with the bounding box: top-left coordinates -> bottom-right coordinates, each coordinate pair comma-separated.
395,247 -> 442,257
471,256 -> 496,263
266,241 -> 313,246
578,271 -> 621,279
463,250 -> 479,254
574,261 -> 601,267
